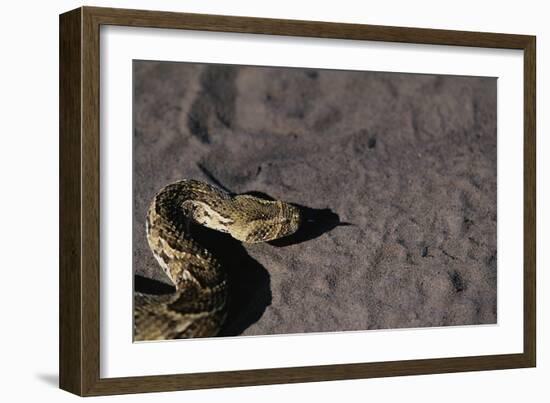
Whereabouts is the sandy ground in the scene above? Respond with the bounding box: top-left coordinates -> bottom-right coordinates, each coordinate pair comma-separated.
133,60 -> 497,337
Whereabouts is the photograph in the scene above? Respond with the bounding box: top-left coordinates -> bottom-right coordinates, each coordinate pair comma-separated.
55,3 -> 538,397
132,60 -> 497,341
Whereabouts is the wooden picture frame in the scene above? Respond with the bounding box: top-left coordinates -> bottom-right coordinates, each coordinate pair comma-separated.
59,6 -> 536,396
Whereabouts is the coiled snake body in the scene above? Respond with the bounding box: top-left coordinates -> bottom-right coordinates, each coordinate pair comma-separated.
134,179 -> 301,341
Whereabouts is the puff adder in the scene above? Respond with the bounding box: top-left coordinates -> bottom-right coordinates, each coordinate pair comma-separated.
134,179 -> 301,341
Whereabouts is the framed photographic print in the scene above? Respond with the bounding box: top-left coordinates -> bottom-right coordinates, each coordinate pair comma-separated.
59,6 -> 536,396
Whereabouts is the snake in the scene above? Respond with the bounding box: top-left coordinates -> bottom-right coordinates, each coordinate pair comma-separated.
134,179 -> 301,341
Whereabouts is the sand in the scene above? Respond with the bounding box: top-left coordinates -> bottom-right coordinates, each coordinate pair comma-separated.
133,60 -> 497,337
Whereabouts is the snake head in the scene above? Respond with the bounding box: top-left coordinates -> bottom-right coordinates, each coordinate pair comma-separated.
229,197 -> 301,243
247,200 -> 300,243
277,201 -> 301,238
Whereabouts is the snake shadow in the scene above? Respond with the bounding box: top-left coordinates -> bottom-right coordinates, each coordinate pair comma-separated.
191,223 -> 271,337
135,190 -> 349,337
243,191 -> 352,247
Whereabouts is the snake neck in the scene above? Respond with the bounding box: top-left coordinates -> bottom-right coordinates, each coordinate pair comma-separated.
146,180 -> 230,292
150,179 -> 231,234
